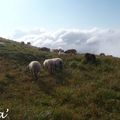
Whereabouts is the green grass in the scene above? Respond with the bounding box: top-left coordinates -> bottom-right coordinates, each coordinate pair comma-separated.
0,37 -> 120,119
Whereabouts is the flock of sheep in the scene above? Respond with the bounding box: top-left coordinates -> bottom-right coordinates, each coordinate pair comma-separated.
27,52 -> 101,81
28,58 -> 63,80
26,48 -> 78,81
25,42 -> 108,82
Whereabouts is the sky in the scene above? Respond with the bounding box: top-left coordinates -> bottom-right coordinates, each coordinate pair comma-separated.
0,0 -> 120,33
0,0 -> 120,56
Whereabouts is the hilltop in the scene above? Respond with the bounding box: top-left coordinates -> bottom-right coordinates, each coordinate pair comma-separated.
0,37 -> 120,120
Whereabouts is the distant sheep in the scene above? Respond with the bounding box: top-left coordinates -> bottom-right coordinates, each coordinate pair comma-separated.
43,58 -> 63,74
28,61 -> 41,80
58,48 -> 64,52
100,53 -> 105,56
58,51 -> 66,56
65,49 -> 77,55
39,47 -> 50,52
85,53 -> 96,63
21,41 -> 25,45
27,42 -> 31,46
51,49 -> 59,53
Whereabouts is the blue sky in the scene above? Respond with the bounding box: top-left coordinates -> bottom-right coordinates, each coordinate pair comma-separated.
0,0 -> 120,34
1,0 -> 120,56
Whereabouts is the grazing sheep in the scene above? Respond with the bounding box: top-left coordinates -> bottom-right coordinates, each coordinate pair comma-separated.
51,49 -> 59,53
39,47 -> 50,52
53,58 -> 63,71
58,48 -> 64,52
65,49 -> 77,55
58,51 -> 66,56
100,53 -> 105,56
21,41 -> 25,45
43,59 -> 54,74
85,53 -> 96,63
43,58 -> 63,74
28,61 -> 41,80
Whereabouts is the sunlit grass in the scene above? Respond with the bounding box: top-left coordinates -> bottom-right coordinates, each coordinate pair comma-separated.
0,37 -> 120,119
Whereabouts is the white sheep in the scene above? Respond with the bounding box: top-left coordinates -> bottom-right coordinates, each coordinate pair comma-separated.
58,51 -> 66,56
28,61 -> 41,80
53,58 -> 63,70
43,58 -> 63,74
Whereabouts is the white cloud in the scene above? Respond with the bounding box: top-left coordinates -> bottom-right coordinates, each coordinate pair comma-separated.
9,28 -> 120,57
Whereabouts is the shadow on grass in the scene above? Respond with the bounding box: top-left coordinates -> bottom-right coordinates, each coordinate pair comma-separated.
34,69 -> 69,95
36,79 -> 55,95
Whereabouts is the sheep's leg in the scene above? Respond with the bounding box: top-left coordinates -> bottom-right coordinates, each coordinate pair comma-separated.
34,73 -> 38,81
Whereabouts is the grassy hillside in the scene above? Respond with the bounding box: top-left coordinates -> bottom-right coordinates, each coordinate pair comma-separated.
0,37 -> 120,120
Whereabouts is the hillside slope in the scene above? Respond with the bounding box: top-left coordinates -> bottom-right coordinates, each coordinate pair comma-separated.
0,37 -> 120,120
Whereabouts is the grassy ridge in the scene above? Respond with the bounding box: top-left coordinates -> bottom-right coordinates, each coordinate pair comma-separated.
0,37 -> 120,120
